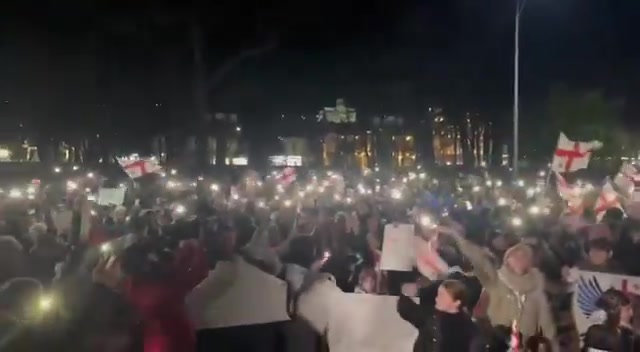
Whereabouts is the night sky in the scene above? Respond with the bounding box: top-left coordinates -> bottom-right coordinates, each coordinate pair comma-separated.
1,0 -> 639,148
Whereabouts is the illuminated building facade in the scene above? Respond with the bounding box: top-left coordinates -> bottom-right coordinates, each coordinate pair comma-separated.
431,108 -> 492,167
371,115 -> 417,170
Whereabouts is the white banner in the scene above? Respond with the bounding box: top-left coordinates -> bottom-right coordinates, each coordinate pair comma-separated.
187,256 -> 290,329
326,293 -> 417,352
573,270 -> 640,335
379,224 -> 415,271
97,187 -> 126,206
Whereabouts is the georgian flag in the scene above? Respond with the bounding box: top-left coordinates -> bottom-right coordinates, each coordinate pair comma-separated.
117,158 -> 162,179
414,235 -> 448,280
594,180 -> 624,222
614,162 -> 640,200
551,132 -> 601,173
555,172 -> 583,214
278,167 -> 297,185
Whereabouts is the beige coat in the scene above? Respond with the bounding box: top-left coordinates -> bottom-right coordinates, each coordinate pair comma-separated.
453,235 -> 557,342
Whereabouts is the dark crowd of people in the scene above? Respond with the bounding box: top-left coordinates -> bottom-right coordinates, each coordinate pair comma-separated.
0,168 -> 638,352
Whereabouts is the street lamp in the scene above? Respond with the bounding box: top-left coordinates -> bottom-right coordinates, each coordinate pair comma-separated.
513,0 -> 527,177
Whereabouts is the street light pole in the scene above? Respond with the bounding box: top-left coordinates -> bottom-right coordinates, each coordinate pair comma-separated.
513,0 -> 522,177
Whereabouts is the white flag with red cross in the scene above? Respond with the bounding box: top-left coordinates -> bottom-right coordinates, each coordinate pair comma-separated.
117,158 -> 163,179
551,133 -> 602,173
594,180 -> 623,222
414,234 -> 449,280
555,172 -> 584,214
614,162 -> 640,200
555,172 -> 581,201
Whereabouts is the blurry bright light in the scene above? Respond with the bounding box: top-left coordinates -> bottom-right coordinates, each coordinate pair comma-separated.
464,201 -> 473,211
9,189 -> 22,198
497,198 -> 507,206
346,197 -> 353,204
390,188 -> 402,200
38,296 -> 53,311
100,243 -> 112,253
210,183 -> 219,192
419,215 -> 434,228
495,180 -> 503,187
66,181 -> 78,191
472,186 -> 481,193
528,206 -> 540,215
526,187 -> 536,198
419,173 -> 426,180
334,194 -> 342,202
486,180 -> 493,187
90,210 -> 97,216
72,165 -> 79,171
257,200 -> 266,208
511,217 -> 523,227
306,184 -> 315,192
236,126 -> 241,132
26,186 -> 36,194
53,167 -> 61,173
87,172 -> 94,178
283,199 -> 292,207
231,157 -> 248,165
170,169 -> 177,176
175,204 -> 186,214
538,171 -> 546,178
516,179 -> 525,187
276,184 -> 285,193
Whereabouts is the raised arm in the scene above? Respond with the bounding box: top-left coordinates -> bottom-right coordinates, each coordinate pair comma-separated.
439,226 -> 497,287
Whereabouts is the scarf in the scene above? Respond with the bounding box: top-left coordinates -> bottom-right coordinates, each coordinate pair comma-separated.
497,266 -> 540,295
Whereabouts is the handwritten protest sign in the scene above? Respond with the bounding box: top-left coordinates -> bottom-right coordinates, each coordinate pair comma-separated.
379,224 -> 415,271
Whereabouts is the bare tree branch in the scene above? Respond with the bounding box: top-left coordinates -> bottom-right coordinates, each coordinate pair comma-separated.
205,35 -> 278,91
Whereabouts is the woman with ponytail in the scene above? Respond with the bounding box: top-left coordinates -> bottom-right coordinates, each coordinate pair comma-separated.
582,289 -> 639,351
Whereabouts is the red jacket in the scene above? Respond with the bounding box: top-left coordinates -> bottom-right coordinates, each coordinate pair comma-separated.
123,241 -> 208,352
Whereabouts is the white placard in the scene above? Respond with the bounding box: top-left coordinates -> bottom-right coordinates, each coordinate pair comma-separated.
187,256 -> 290,329
326,293 -> 418,352
573,270 -> 640,335
379,224 -> 415,271
97,187 -> 126,206
52,209 -> 73,235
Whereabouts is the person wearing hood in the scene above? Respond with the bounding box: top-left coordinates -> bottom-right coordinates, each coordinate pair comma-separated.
440,225 -> 557,348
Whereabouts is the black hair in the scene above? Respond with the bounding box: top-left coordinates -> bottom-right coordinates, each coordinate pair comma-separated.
596,288 -> 630,331
588,237 -> 613,253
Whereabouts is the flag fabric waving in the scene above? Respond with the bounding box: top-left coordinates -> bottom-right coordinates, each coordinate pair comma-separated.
555,172 -> 583,214
415,235 -> 449,280
117,158 -> 162,179
614,162 -> 640,201
278,167 -> 297,185
551,133 -> 600,173
594,180 -> 623,222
